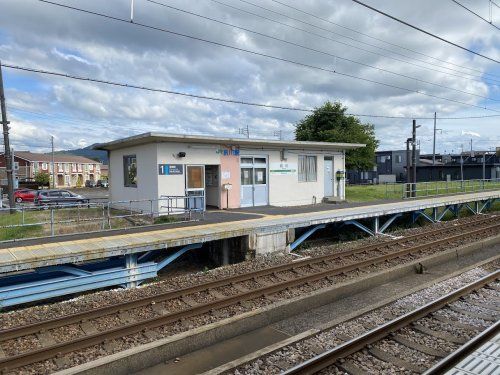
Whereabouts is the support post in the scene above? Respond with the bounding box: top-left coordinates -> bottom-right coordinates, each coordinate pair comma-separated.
373,217 -> 380,234
0,61 -> 15,212
125,253 -> 138,288
51,135 -> 55,189
412,119 -> 417,198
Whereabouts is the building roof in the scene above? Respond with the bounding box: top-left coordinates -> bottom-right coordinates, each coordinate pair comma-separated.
4,151 -> 99,164
94,132 -> 365,152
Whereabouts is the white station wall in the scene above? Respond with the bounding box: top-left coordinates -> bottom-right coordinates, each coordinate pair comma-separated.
239,148 -> 345,206
108,143 -> 159,211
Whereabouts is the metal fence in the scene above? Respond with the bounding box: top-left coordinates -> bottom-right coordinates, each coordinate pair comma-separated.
0,195 -> 205,241
384,178 -> 500,199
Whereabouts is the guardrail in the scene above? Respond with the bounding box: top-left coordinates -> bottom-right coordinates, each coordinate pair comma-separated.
0,195 -> 205,241
384,178 -> 500,199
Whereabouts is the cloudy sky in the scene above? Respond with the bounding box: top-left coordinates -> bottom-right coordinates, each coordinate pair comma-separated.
0,0 -> 499,154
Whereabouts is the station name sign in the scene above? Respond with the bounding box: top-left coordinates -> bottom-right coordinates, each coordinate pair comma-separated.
216,148 -> 240,156
158,164 -> 184,175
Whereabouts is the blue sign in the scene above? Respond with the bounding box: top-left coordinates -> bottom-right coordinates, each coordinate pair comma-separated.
159,164 -> 184,175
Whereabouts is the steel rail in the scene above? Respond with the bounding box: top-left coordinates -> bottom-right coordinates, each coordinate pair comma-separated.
423,320 -> 500,374
0,222 -> 499,371
0,215 -> 495,342
282,270 -> 500,375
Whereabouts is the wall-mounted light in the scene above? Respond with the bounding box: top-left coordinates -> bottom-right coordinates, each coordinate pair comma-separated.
177,152 -> 186,158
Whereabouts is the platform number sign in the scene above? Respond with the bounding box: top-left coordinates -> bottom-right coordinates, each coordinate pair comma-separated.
159,164 -> 184,175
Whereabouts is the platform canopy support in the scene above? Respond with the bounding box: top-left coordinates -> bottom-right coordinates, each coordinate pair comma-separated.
0,243 -> 204,309
289,224 -> 327,251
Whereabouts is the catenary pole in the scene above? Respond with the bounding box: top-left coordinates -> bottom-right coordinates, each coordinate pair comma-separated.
51,135 -> 55,189
412,119 -> 417,197
432,112 -> 437,165
0,61 -> 15,212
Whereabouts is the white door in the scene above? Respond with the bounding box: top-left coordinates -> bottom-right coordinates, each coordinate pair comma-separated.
240,156 -> 268,207
324,157 -> 333,197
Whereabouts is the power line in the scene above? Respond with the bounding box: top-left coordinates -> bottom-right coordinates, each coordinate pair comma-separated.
268,0 -> 500,80
351,0 -> 500,64
4,63 -> 500,121
31,1 -> 500,112
229,0 -> 500,85
222,0 -> 500,86
451,0 -> 500,30
147,0 -> 499,102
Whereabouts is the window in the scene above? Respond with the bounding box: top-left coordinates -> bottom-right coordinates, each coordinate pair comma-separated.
241,168 -> 253,185
298,155 -> 317,182
254,168 -> 266,184
123,155 -> 137,187
186,165 -> 204,189
42,162 -> 48,170
395,155 -> 402,164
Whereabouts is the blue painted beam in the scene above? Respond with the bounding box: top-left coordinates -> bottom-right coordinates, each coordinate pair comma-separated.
378,213 -> 403,234
0,262 -> 158,308
156,243 -> 203,271
289,224 -> 327,251
345,220 -> 375,236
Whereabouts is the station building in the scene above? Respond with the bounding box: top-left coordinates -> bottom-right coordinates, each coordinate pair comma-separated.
95,133 -> 364,211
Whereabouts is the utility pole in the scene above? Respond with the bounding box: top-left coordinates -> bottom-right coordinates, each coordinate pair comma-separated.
412,119 -> 418,197
483,151 -> 486,180
432,112 -> 437,165
460,144 -> 464,182
406,137 -> 412,198
0,61 -> 15,212
470,138 -> 473,156
51,135 -> 55,189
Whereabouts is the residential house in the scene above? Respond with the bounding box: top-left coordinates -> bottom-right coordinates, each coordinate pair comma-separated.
0,151 -> 102,188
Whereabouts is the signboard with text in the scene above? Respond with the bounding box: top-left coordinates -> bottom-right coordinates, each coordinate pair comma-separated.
269,162 -> 297,175
158,164 -> 184,175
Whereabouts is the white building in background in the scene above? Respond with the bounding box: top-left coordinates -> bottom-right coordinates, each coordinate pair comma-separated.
95,132 -> 364,211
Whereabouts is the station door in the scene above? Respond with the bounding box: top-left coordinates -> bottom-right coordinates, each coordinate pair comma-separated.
240,156 -> 268,207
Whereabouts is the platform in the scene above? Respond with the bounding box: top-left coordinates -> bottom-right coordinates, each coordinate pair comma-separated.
0,191 -> 498,274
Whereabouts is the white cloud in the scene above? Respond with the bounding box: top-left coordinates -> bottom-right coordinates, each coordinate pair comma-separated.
0,0 -> 498,153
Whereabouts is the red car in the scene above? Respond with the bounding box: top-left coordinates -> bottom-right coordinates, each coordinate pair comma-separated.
14,189 -> 36,203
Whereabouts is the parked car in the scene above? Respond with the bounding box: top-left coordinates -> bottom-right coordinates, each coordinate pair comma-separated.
34,190 -> 89,206
85,180 -> 97,188
14,188 -> 36,203
96,179 -> 109,188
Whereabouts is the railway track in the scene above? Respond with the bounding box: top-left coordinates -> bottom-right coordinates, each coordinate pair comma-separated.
0,215 -> 498,372
282,269 -> 500,375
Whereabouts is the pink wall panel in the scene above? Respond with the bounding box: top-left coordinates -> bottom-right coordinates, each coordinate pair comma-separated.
220,154 -> 241,209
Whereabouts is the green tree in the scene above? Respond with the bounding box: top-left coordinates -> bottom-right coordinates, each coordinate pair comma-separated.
34,171 -> 50,186
295,101 -> 379,170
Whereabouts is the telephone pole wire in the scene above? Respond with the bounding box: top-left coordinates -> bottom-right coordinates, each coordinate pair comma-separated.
0,61 -> 15,212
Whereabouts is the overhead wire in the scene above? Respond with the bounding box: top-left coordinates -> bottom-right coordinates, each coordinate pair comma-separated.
214,0 -> 500,83
450,0 -> 500,30
4,64 -> 500,121
146,0 -> 499,102
269,0 -> 500,79
31,1 -> 500,113
351,0 -> 500,63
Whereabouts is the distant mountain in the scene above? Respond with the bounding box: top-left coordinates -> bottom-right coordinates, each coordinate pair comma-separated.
54,144 -> 108,164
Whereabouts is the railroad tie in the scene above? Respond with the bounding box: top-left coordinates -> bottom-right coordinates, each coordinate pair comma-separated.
447,305 -> 498,321
54,353 -> 70,368
411,324 -> 467,344
232,283 -> 250,293
391,334 -> 448,357
0,346 -> 5,361
118,310 -> 134,324
36,330 -> 57,347
79,320 -> 98,336
368,346 -> 426,373
180,296 -> 198,307
142,329 -> 160,341
464,299 -> 500,313
432,315 -> 484,331
337,360 -> 366,375
151,302 -> 168,315
208,289 -> 226,300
